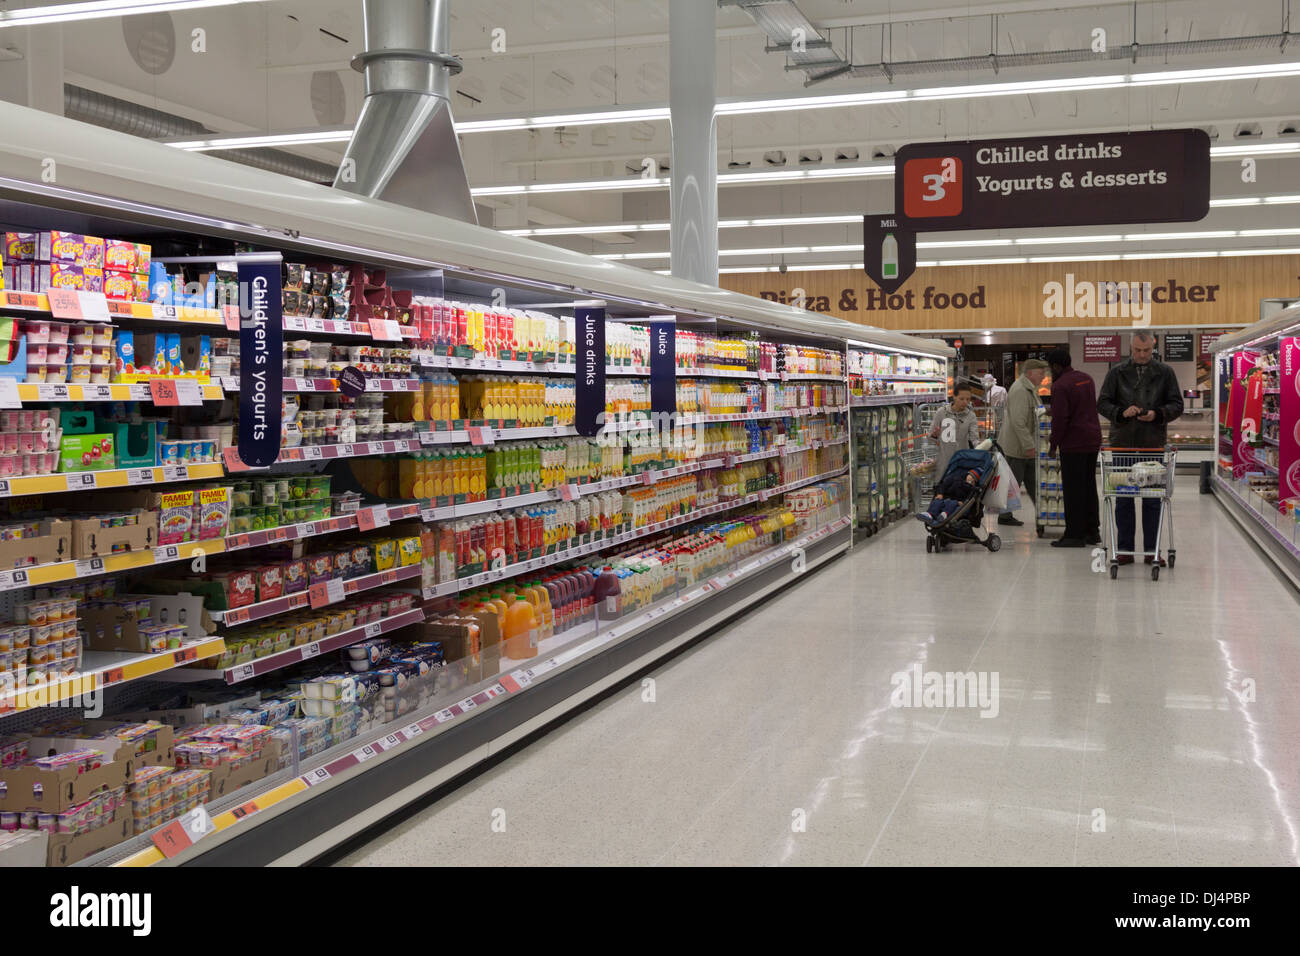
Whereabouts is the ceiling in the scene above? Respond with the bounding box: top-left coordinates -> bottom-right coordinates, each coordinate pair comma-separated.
1,0 -> 1298,272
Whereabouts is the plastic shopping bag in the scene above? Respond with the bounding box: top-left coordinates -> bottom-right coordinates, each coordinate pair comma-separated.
984,453 -> 1015,513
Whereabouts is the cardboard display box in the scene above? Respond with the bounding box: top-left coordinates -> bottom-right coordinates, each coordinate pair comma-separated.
47,811 -> 132,867
0,518 -> 71,570
82,592 -> 210,654
69,511 -> 158,559
26,721 -> 174,773
423,610 -> 501,686
0,756 -> 132,813
208,739 -> 282,799
117,690 -> 261,730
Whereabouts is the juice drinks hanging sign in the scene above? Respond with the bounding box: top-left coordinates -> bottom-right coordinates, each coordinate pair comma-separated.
1279,337 -> 1300,507
574,304 -> 605,437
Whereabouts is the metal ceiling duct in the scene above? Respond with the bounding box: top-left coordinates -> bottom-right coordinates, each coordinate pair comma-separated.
720,0 -> 851,87
332,0 -> 477,224
62,85 -> 337,183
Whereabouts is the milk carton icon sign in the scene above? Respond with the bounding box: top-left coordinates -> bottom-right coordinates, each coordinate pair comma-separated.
882,233 -> 899,279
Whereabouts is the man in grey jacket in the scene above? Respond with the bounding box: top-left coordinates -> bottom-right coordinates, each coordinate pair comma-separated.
1096,330 -> 1184,565
994,358 -> 1049,527
928,383 -> 981,485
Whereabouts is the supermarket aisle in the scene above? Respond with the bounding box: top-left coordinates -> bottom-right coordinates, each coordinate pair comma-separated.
338,479 -> 1300,866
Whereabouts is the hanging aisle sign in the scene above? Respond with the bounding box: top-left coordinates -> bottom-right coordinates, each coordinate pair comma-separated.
649,316 -> 676,420
863,215 -> 917,294
237,260 -> 284,467
895,129 -> 1211,231
574,304 -> 606,437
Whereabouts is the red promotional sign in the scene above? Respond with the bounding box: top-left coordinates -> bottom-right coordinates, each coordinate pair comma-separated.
149,379 -> 180,406
1082,334 -> 1121,363
1231,353 -> 1260,479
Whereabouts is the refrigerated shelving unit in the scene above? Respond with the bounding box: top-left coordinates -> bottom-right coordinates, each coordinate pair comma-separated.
847,343 -> 948,538
0,102 -> 949,866
1209,304 -> 1300,591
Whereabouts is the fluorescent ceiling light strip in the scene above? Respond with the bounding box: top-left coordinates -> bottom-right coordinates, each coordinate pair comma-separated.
1124,230 -> 1238,241
1209,143 -> 1300,156
1210,197 -> 1263,207
460,62 -> 1300,134
0,0 -> 273,27
720,246 -> 811,256
1130,62 -> 1300,86
913,75 -> 1127,100
746,215 -> 860,227
937,257 -> 1028,265
918,238 -> 1014,249
809,244 -> 860,253
1121,251 -> 1220,259
1217,246 -> 1300,257
1026,255 -> 1118,263
1265,195 -> 1300,204
169,129 -> 353,151
1014,234 -> 1122,245
1239,227 -> 1300,237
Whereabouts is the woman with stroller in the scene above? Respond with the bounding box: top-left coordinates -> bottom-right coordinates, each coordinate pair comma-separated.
928,383 -> 981,484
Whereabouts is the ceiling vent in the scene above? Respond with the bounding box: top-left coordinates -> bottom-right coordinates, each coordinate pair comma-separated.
122,13 -> 176,76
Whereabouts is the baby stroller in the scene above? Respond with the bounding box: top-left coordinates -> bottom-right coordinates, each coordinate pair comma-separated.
916,444 -> 1004,553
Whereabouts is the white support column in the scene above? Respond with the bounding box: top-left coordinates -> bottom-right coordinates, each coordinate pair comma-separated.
668,0 -> 718,286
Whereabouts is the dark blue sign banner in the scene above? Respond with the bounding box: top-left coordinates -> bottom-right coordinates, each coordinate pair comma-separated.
649,317 -> 676,420
237,260 -> 283,467
575,305 -> 606,437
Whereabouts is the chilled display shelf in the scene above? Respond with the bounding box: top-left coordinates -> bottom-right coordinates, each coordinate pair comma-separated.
282,316 -> 374,336
0,461 -> 225,499
0,638 -> 226,717
216,377 -> 422,394
108,513 -> 851,868
417,439 -> 847,523
212,563 -> 422,627
851,392 -> 946,407
14,382 -> 224,403
412,352 -> 844,381
862,374 -> 946,382
0,289 -> 228,326
226,439 -> 420,471
421,464 -> 850,598
1215,475 -> 1300,563
0,504 -> 422,595
222,608 -> 426,684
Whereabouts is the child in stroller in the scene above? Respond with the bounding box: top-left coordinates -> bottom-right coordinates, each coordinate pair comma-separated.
922,467 -> 982,523
916,445 -> 1005,553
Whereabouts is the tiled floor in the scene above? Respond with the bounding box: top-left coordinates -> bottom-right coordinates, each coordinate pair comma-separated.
338,478 -> 1300,866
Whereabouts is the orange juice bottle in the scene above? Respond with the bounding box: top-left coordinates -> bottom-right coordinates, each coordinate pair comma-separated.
503,590 -> 538,659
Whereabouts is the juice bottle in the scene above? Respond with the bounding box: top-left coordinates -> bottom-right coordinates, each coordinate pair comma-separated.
503,590 -> 538,659
593,566 -> 621,618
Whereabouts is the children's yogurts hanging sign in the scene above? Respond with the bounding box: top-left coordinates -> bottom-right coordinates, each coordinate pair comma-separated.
237,260 -> 284,467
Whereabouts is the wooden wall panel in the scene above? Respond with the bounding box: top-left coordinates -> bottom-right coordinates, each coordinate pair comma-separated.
719,255 -> 1300,331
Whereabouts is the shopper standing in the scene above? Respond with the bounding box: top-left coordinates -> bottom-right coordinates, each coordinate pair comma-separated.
983,373 -> 1008,407
1047,348 -> 1102,548
994,359 -> 1049,528
1096,330 -> 1184,566
928,383 -> 980,485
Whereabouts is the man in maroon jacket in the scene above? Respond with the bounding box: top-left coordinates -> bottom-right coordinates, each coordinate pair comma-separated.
1047,347 -> 1102,548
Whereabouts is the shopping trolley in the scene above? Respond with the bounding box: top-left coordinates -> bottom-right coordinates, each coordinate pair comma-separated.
1100,447 -> 1177,581
898,428 -> 938,515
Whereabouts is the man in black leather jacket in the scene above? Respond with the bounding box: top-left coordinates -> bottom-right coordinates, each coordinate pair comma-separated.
1096,330 -> 1184,566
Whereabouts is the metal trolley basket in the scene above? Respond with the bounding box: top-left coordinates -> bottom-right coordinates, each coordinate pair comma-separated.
1100,447 -> 1177,581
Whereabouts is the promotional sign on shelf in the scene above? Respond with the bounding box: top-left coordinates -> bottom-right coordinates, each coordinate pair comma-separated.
574,304 -> 606,437
648,315 -> 675,420
895,129 -> 1211,231
1279,338 -> 1300,506
237,260 -> 284,467
862,214 -> 917,294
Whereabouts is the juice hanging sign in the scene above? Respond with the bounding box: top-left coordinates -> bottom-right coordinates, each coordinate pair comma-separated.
895,129 -> 1210,231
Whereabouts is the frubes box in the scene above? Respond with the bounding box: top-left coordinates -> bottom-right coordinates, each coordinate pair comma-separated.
41,263 -> 105,293
59,433 -> 115,472
103,241 -> 151,274
38,232 -> 105,269
4,233 -> 37,261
